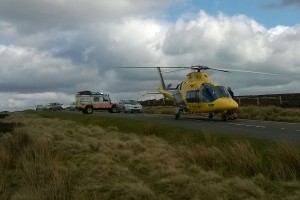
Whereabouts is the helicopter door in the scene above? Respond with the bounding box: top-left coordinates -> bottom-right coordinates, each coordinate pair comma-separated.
186,90 -> 201,111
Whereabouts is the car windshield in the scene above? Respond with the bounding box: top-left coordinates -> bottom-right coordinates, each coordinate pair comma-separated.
103,94 -> 110,101
124,100 -> 138,105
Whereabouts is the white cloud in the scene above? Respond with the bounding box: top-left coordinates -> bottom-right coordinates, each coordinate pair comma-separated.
0,45 -> 100,93
0,0 -> 178,33
162,11 -> 273,65
0,4 -> 300,111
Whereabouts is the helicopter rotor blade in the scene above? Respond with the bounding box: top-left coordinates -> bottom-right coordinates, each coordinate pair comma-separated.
215,68 -> 283,76
117,67 -> 189,69
117,66 -> 285,76
190,65 -> 284,75
207,68 -> 230,73
162,68 -> 189,73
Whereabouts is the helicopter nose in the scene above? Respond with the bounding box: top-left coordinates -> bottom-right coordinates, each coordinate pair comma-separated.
213,98 -> 239,111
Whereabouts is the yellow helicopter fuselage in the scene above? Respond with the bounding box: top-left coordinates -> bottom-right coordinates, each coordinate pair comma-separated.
160,71 -> 238,114
118,65 -> 278,120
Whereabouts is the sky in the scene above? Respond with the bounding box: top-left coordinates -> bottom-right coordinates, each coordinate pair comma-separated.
0,0 -> 300,111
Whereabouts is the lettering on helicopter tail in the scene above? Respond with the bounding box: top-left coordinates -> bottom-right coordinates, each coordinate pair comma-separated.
208,104 -> 214,107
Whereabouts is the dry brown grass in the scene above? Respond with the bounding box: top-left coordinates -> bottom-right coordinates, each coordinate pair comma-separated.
237,106 -> 300,122
1,113 -> 300,199
143,106 -> 175,114
143,105 -> 300,122
267,142 -> 300,180
224,141 -> 263,177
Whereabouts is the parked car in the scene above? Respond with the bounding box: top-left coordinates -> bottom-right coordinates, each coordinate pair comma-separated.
69,102 -> 76,111
61,104 -> 69,110
117,100 -> 143,113
62,102 -> 76,111
35,105 -> 44,111
44,103 -> 63,111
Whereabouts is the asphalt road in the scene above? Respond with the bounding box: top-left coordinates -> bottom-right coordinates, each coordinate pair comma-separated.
90,111 -> 300,144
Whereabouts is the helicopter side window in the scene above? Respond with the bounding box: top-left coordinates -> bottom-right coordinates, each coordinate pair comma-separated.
198,87 -> 206,102
186,90 -> 199,103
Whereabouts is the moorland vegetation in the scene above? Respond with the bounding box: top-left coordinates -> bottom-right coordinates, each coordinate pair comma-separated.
143,105 -> 300,123
1,111 -> 300,199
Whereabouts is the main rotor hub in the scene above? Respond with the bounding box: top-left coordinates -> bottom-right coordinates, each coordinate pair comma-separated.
187,71 -> 210,82
191,65 -> 209,72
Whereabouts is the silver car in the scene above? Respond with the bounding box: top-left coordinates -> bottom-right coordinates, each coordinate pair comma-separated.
44,102 -> 63,111
117,100 -> 142,113
36,105 -> 44,111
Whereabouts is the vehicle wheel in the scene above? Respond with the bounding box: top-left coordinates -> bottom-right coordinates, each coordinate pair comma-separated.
208,113 -> 213,119
86,107 -> 93,114
109,107 -> 118,113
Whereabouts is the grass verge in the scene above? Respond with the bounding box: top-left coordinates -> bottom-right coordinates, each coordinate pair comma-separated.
143,105 -> 300,123
1,111 -> 300,199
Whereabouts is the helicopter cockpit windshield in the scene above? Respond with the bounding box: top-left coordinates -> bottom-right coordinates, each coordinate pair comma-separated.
200,83 -> 231,102
186,83 -> 231,103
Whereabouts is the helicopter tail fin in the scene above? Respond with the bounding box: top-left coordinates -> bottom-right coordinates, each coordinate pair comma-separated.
157,67 -> 166,90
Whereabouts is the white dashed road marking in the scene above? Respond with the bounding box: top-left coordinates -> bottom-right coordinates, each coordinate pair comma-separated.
228,123 -> 300,132
228,123 -> 266,129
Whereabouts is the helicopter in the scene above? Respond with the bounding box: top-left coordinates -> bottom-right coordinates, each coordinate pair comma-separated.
118,65 -> 281,121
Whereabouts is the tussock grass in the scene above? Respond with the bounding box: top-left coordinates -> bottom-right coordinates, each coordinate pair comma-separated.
0,128 -> 79,200
1,112 -> 300,199
143,106 -> 174,115
143,105 -> 300,122
224,141 -> 263,177
237,106 -> 300,122
267,142 -> 300,180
